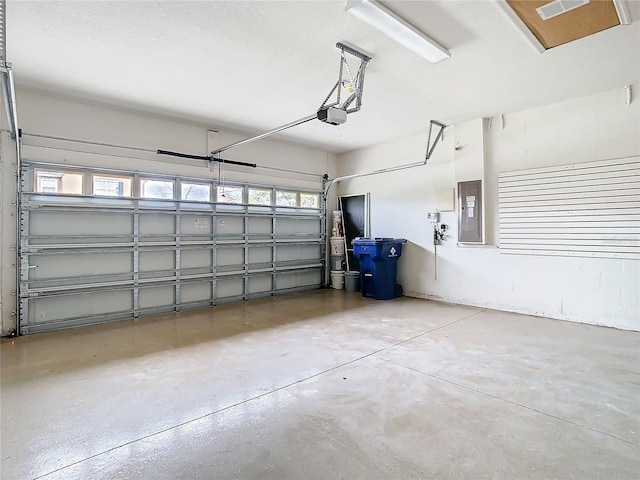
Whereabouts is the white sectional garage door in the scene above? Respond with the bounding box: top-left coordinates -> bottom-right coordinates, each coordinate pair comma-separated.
18,162 -> 326,334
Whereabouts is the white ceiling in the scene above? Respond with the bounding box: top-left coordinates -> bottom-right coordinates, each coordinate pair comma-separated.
7,1 -> 640,154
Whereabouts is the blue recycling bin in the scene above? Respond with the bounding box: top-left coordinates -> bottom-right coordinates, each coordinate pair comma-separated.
353,238 -> 406,300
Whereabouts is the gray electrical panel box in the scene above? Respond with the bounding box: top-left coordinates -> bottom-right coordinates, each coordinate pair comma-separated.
457,180 -> 483,243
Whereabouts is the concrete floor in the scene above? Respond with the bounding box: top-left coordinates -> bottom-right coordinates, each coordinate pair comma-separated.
1,290 -> 639,479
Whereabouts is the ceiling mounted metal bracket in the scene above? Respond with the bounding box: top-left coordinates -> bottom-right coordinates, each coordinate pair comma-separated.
1,62 -> 19,140
425,120 -> 446,160
319,42 -> 372,114
212,42 -> 372,156
323,120 -> 447,195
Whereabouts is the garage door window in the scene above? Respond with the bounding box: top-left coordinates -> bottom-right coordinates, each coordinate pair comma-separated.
300,193 -> 319,208
248,188 -> 271,206
181,182 -> 211,202
35,169 -> 84,195
141,179 -> 174,199
217,185 -> 243,204
276,190 -> 297,207
93,175 -> 133,197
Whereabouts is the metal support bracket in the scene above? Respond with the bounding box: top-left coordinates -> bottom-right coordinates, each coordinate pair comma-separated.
425,120 -> 447,160
1,62 -> 19,140
324,120 -> 448,195
211,42 -> 372,156
319,42 -> 372,114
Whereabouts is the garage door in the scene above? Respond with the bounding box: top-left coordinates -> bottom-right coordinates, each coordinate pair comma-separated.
18,161 -> 326,334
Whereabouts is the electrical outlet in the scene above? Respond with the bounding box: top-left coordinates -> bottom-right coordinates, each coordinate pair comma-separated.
427,212 -> 439,222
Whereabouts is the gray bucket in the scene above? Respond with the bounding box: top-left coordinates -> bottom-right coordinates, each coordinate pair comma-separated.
344,271 -> 360,292
330,254 -> 345,271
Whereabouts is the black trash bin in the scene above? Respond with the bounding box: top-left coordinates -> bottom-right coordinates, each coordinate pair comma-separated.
353,238 -> 406,300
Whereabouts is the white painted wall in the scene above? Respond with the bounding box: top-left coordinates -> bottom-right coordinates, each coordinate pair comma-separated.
0,117 -> 4,326
337,86 -> 640,331
0,88 -> 338,334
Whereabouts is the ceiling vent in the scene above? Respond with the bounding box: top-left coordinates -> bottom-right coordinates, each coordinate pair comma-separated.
536,0 -> 590,20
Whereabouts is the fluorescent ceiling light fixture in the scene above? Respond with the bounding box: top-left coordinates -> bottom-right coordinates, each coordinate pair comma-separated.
345,0 -> 450,63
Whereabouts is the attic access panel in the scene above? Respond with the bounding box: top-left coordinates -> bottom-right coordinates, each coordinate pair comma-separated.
506,0 -> 621,49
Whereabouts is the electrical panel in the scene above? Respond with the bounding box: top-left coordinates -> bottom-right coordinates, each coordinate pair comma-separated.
457,180 -> 483,243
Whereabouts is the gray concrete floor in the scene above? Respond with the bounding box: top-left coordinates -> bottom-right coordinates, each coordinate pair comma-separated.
1,290 -> 639,479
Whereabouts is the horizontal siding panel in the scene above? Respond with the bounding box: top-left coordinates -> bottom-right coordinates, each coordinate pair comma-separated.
498,163 -> 640,184
500,244 -> 638,253
498,157 -> 640,260
499,227 -> 640,234
500,233 -> 640,241
498,176 -> 640,194
499,215 -> 640,223
499,208 -> 640,218
499,187 -> 640,201
500,249 -> 640,260
500,201 -> 640,213
500,238 -> 639,247
500,196 -> 639,208
498,157 -> 640,178
498,169 -> 640,188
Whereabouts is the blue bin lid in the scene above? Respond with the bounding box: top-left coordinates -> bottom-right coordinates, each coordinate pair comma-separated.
353,237 -> 406,245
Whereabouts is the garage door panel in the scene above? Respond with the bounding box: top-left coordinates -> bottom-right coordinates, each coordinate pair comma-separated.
19,162 -> 324,334
248,247 -> 272,264
28,291 -> 132,324
276,218 -> 320,235
303,245 -> 321,260
217,247 -> 243,267
216,278 -> 243,299
139,286 -> 175,309
277,245 -> 320,262
29,252 -> 132,281
29,211 -> 133,237
216,216 -> 243,234
181,215 -> 213,235
139,251 -> 175,272
298,270 -> 321,287
181,250 -> 212,269
247,217 -> 272,235
29,236 -> 132,246
248,275 -> 271,294
139,214 -> 174,235
181,282 -> 212,304
275,272 -> 296,290
275,270 -> 321,290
